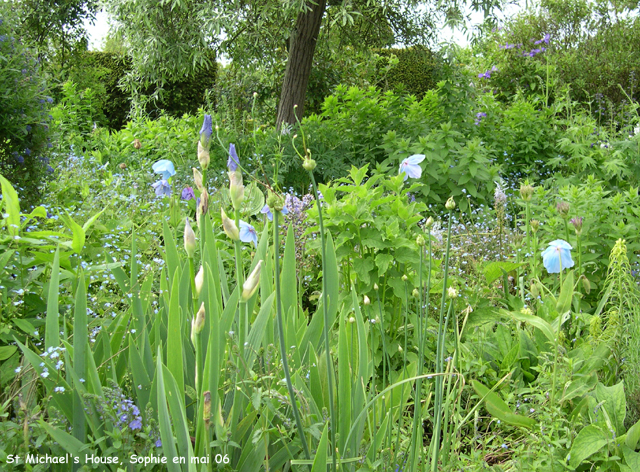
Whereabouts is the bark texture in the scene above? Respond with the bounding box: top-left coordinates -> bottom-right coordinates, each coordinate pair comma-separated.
276,0 -> 327,128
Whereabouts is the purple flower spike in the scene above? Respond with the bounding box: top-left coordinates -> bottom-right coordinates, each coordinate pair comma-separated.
152,179 -> 172,197
399,154 -> 425,181
181,187 -> 195,200
228,144 -> 240,171
239,220 -> 258,247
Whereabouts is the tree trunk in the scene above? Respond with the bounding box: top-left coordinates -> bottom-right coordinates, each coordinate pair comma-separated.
276,0 -> 327,129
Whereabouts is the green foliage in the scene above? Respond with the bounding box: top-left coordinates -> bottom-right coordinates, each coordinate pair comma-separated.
0,5 -> 52,205
376,46 -> 440,98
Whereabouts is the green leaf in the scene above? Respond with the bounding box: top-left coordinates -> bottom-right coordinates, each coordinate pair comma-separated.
505,309 -> 556,344
0,346 -> 17,361
0,173 -> 20,237
45,246 -> 61,351
568,424 -> 608,468
39,421 -> 87,463
471,380 -> 536,429
156,348 -> 182,472
61,211 -> 85,254
281,226 -> 298,324
73,272 -> 88,444
167,265 -> 184,393
595,381 -> 626,434
311,423 -> 329,472
625,418 -> 640,450
556,270 -> 574,315
484,262 -> 525,285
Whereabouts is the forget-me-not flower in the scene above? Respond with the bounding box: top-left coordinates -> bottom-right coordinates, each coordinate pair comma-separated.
541,239 -> 574,273
239,220 -> 258,247
399,154 -> 425,181
152,160 -> 176,180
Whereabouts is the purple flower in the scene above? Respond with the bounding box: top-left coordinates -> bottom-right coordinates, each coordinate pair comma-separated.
24,148 -> 31,156
228,144 -> 239,171
543,33 -> 550,44
181,187 -> 195,200
399,154 -> 425,181
15,155 -> 24,164
152,179 -> 172,197
129,417 -> 143,430
475,112 -> 487,125
260,205 -> 273,221
155,439 -> 162,447
152,160 -> 176,180
200,114 -> 212,148
239,220 -> 258,247
541,239 -> 574,273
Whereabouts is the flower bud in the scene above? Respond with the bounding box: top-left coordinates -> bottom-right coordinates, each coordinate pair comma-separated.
373,283 -> 379,290
570,217 -> 583,235
581,275 -> 591,294
398,345 -> 403,353
402,275 -> 408,282
193,168 -> 204,191
228,171 -> 245,209
302,157 -> 317,171
133,139 -> 142,149
556,201 -> 570,219
530,219 -> 540,233
349,317 -> 356,323
363,295 -> 370,305
447,286 -> 458,299
198,141 -> 210,170
445,197 -> 456,211
266,191 -> 284,212
416,234 -> 425,246
424,216 -> 434,229
221,209 -> 239,241
520,306 -> 534,316
242,261 -> 263,301
530,282 -> 539,298
184,218 -> 196,258
195,265 -> 204,298
203,391 -> 211,428
412,288 -> 420,298
194,302 -> 206,334
198,187 -> 209,217
519,183 -> 534,202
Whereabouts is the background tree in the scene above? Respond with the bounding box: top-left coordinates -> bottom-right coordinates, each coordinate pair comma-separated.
106,0 -> 506,126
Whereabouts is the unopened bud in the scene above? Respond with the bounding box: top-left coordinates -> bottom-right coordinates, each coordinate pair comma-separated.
193,168 -> 204,191
363,295 -> 370,305
424,216 -> 434,229
519,183 -> 534,202
445,197 -> 456,211
530,220 -> 540,233
195,266 -> 204,298
184,218 -> 196,258
373,283 -> 379,290
581,275 -> 591,294
556,201 -> 570,219
398,345 -> 403,353
267,191 -> 284,212
119,162 -> 127,169
133,139 -> 141,149
228,171 -> 245,209
198,187 -> 209,217
570,217 -> 583,235
191,302 -> 206,343
303,158 -> 317,171
416,234 -> 425,246
221,209 -> 239,241
242,261 -> 263,301
447,286 -> 458,299
349,317 -> 355,323
402,275 -> 408,282
203,391 -> 211,427
253,92 -> 258,98
197,141 -> 210,170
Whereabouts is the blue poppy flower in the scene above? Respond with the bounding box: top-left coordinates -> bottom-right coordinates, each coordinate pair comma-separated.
152,160 -> 176,180
399,154 -> 425,181
239,220 -> 258,247
228,144 -> 240,171
152,179 -> 171,197
541,239 -> 574,273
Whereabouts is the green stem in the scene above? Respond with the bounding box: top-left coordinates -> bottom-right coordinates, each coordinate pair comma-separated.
308,172 -> 338,472
273,210 -> 311,463
431,210 -> 453,472
525,203 -> 531,259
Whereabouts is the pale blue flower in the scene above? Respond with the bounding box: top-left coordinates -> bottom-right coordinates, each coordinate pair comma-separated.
541,239 -> 574,273
239,220 -> 258,247
399,154 -> 425,181
152,160 -> 176,180
152,180 -> 171,197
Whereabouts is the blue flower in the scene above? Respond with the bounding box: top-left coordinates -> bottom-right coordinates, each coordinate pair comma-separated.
129,417 -> 143,430
228,143 -> 240,172
239,220 -> 258,247
155,439 -> 162,447
152,179 -> 172,197
181,187 -> 195,200
152,160 -> 176,180
541,239 -> 574,273
399,154 -> 425,181
200,114 -> 212,148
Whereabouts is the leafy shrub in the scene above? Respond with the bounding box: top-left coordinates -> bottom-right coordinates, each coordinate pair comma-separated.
0,7 -> 52,205
375,46 -> 441,97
